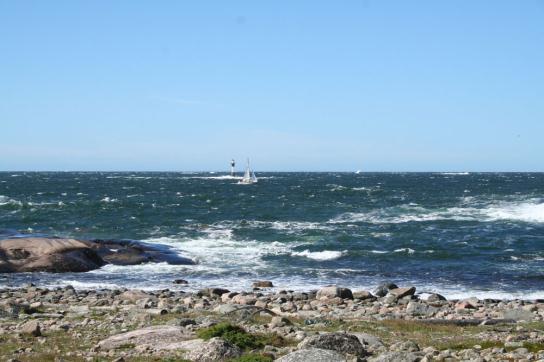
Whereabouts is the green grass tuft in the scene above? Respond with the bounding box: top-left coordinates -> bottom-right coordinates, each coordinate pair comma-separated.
197,323 -> 262,350
229,354 -> 274,362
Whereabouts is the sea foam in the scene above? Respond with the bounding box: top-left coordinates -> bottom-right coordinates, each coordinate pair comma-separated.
291,249 -> 346,261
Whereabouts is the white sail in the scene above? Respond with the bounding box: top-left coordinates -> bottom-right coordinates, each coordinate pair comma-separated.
238,158 -> 257,184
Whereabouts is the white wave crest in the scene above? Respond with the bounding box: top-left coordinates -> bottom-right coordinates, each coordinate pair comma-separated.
394,248 -> 415,254
329,200 -> 544,224
292,249 -> 346,260
484,202 -> 544,223
0,195 -> 23,207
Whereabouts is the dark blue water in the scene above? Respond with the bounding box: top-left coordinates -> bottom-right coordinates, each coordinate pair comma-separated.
1,172 -> 543,298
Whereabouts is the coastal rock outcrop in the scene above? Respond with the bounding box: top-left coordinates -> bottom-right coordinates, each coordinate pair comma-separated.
0,237 -> 194,273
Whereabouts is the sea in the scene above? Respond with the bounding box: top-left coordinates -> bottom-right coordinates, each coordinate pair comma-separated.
1,172 -> 543,299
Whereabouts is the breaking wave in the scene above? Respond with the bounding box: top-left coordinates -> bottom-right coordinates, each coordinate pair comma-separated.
291,250 -> 346,261
329,200 -> 544,224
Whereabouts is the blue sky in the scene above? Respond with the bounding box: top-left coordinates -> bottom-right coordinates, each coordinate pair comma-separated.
1,1 -> 543,171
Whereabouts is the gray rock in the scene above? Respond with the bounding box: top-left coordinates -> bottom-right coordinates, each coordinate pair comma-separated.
270,316 -> 292,328
20,320 -> 41,337
298,332 -> 367,357
373,282 -> 398,297
406,301 -> 438,316
213,304 -> 239,314
276,348 -> 347,362
96,325 -> 193,350
502,308 -> 535,322
387,287 -> 416,299
368,352 -> 421,362
316,286 -> 353,300
183,337 -> 242,361
426,293 -> 446,302
352,332 -> 385,351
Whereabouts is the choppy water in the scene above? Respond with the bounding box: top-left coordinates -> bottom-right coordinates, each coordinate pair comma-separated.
1,172 -> 543,299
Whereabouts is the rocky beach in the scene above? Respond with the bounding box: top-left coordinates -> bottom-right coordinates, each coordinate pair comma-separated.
1,281 -> 544,361
2,171 -> 544,361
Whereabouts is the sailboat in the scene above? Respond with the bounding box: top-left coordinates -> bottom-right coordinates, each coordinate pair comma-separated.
238,159 -> 258,184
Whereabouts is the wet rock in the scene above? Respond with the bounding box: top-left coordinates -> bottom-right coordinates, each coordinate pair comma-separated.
253,280 -> 274,288
387,287 -> 416,299
373,282 -> 398,297
276,348 -> 347,362
298,332 -> 367,357
316,286 -> 353,300
173,279 -> 188,285
426,293 -> 447,302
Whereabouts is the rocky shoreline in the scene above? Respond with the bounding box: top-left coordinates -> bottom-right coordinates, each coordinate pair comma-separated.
1,282 -> 543,361
0,237 -> 194,273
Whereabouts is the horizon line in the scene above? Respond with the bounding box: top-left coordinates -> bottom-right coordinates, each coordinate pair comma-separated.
1,170 -> 544,173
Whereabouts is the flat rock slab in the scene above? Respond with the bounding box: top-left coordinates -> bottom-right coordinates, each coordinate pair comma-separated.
276,348 -> 347,362
0,237 -> 194,273
97,325 -> 194,351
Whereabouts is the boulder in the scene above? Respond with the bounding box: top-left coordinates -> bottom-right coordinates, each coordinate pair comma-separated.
373,282 -> 398,297
19,320 -> 41,337
199,288 -> 230,298
183,337 -> 242,361
316,286 -> 353,300
96,325 -> 193,351
406,301 -> 438,317
298,332 -> 367,357
502,308 -> 536,322
426,293 -> 447,302
455,298 -> 479,310
253,280 -> 274,288
276,348 -> 347,362
0,237 -> 194,273
352,332 -> 386,352
387,287 -> 416,299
